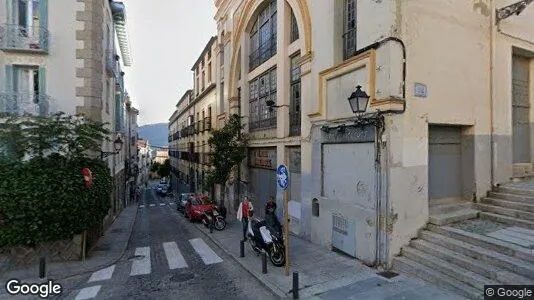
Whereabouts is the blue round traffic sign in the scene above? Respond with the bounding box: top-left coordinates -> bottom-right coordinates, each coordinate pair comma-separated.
276,164 -> 289,190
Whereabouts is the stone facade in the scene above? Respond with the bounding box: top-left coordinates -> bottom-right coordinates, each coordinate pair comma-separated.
211,0 -> 534,268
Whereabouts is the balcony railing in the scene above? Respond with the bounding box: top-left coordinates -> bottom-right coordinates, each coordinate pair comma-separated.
0,24 -> 49,53
204,117 -> 212,131
289,111 -> 301,136
343,28 -> 357,60
249,34 -> 277,71
0,92 -> 54,116
105,50 -> 119,77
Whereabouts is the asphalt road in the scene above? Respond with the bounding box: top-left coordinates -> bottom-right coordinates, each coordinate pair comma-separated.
61,181 -> 277,300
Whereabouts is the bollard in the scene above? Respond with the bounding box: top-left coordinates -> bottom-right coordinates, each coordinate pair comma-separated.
39,257 -> 46,278
262,252 -> 268,274
292,272 -> 299,299
240,240 -> 245,257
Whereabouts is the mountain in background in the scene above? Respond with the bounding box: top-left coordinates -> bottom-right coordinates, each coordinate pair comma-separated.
138,123 -> 168,148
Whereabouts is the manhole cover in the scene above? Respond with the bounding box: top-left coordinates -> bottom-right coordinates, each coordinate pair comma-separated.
376,271 -> 399,279
170,273 -> 195,282
128,255 -> 145,261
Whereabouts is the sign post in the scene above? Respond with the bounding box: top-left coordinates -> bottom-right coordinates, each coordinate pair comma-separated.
276,164 -> 290,276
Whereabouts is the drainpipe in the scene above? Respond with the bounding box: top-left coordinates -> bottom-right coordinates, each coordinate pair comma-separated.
490,0 -> 495,186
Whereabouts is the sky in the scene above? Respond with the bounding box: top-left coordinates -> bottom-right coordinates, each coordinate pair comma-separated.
121,0 -> 217,126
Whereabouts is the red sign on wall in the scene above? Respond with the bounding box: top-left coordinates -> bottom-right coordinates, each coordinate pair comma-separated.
82,167 -> 93,189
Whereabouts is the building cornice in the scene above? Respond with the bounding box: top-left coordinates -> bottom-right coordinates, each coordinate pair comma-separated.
191,36 -> 218,71
176,83 -> 217,120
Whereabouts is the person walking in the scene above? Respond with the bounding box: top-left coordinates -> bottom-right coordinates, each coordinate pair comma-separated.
264,196 -> 281,234
237,197 -> 253,241
264,196 -> 277,215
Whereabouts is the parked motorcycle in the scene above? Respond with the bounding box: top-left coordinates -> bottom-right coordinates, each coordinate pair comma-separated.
247,216 -> 285,267
201,206 -> 226,231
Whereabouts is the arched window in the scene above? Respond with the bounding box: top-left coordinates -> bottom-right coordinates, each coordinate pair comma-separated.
290,8 -> 299,43
249,0 -> 277,71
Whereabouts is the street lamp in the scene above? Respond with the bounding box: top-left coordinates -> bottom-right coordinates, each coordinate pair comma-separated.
347,85 -> 370,114
101,136 -> 124,159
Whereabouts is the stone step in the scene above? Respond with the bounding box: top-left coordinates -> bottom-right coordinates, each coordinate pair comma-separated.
495,186 -> 534,197
480,212 -> 534,230
429,209 -> 479,225
419,231 -> 534,279
429,202 -> 473,215
481,198 -> 534,213
401,247 -> 500,289
428,225 -> 534,262
410,239 -> 534,285
429,198 -> 466,206
475,203 -> 534,221
488,192 -> 534,204
392,256 -> 483,300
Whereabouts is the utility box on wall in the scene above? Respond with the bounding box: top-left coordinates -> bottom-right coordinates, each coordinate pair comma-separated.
331,212 -> 356,257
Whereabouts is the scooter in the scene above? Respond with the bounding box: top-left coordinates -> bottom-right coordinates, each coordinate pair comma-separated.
247,216 -> 285,267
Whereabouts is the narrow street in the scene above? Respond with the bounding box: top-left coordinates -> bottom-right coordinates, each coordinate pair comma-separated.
61,182 -> 276,300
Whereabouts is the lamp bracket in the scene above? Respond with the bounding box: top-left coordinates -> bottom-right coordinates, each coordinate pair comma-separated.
496,0 -> 533,24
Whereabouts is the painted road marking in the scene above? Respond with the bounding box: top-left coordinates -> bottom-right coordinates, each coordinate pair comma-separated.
75,286 -> 101,300
130,247 -> 151,276
163,242 -> 188,269
149,204 -> 155,207
160,203 -> 165,206
139,205 -> 145,208
189,238 -> 223,265
88,264 -> 115,283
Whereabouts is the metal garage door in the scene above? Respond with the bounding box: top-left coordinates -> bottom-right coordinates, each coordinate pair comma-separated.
323,143 -> 376,263
428,126 -> 462,201
248,148 -> 277,218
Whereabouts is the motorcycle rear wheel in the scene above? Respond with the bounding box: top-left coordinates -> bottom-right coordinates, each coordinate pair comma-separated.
214,217 -> 226,231
269,244 -> 285,267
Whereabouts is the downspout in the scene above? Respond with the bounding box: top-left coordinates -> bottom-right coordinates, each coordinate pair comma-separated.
490,0 -> 495,186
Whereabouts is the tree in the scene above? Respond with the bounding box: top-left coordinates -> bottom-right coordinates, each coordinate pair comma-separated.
0,112 -> 113,247
203,114 -> 248,207
158,159 -> 171,178
150,161 -> 161,173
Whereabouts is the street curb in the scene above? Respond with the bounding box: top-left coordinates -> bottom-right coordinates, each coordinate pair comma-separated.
190,220 -> 289,300
54,204 -> 138,281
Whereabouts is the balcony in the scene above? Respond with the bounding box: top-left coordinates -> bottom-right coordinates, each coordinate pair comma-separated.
105,50 -> 119,78
0,92 -> 54,116
204,117 -> 212,131
0,24 -> 49,53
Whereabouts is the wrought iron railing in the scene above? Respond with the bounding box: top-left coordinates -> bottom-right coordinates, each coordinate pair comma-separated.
249,116 -> 277,131
289,111 -> 301,136
343,28 -> 357,60
105,50 -> 119,77
205,117 -> 211,131
0,24 -> 49,52
0,92 -> 54,116
249,34 -> 277,71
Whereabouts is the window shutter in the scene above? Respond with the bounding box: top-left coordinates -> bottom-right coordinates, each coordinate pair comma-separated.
5,65 -> 14,92
38,67 -> 47,115
39,0 -> 49,51
40,0 -> 48,29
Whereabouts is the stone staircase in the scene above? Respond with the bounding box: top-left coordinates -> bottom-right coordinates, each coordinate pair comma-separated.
476,185 -> 534,229
393,184 -> 534,300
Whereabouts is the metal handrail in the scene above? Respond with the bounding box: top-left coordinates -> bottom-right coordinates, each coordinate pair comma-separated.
0,24 -> 49,52
0,92 -> 54,116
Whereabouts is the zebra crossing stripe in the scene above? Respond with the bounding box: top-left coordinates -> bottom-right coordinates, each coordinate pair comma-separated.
160,203 -> 165,206
189,238 -> 223,265
149,204 -> 155,207
139,205 -> 145,208
130,247 -> 151,276
163,242 -> 188,269
75,285 -> 101,300
88,264 -> 115,283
